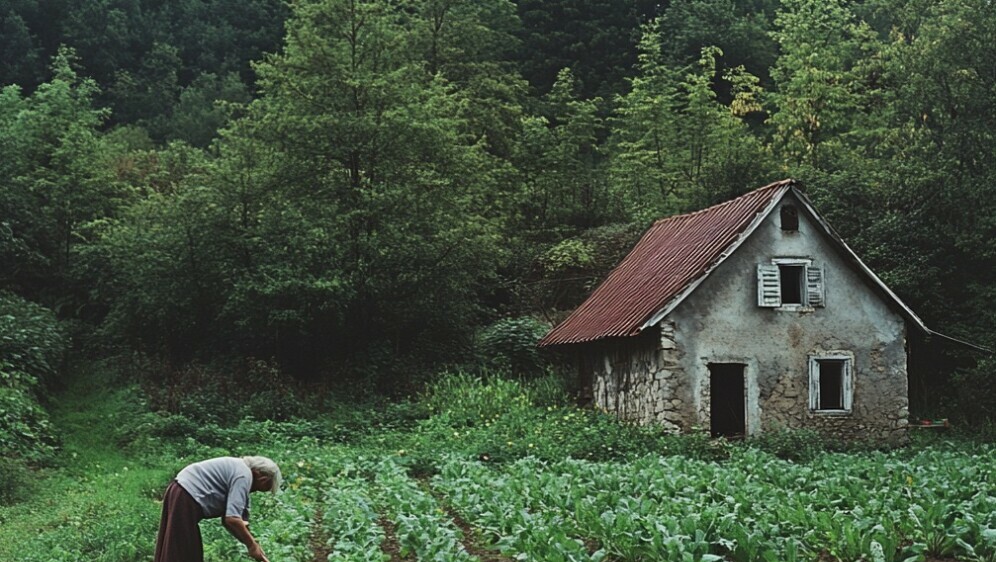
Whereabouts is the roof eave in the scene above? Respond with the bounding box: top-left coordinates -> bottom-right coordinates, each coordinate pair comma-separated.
639,182 -> 794,332
790,188 -> 932,336
924,330 -> 994,354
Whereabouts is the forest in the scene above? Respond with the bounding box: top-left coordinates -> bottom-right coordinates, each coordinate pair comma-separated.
2,0 -> 996,560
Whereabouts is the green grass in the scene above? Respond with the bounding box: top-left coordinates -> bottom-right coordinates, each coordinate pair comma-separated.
0,368 -> 176,562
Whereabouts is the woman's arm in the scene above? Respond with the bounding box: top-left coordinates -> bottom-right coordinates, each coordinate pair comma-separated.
222,516 -> 269,562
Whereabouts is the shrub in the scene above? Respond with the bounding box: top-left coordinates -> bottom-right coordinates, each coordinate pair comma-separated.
0,292 -> 68,387
539,239 -> 595,273
0,293 -> 67,467
476,317 -> 550,377
524,374 -> 572,408
420,371 -> 532,426
0,384 -> 58,464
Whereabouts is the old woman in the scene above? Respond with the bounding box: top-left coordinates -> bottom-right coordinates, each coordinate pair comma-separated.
154,456 -> 282,562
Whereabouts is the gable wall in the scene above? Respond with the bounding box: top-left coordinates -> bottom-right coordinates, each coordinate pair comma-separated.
667,191 -> 909,443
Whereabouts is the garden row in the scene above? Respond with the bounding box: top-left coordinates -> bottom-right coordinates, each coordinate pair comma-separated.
202,446 -> 496,562
435,447 -> 996,562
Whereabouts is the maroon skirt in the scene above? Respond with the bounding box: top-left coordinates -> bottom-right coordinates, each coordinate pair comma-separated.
154,480 -> 204,562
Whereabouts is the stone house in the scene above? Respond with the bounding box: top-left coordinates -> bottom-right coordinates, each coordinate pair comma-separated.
539,179 -> 953,445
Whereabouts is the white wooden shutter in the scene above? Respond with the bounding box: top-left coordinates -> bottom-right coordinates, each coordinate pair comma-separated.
806,265 -> 825,307
757,263 -> 781,307
842,360 -> 853,411
808,357 -> 819,410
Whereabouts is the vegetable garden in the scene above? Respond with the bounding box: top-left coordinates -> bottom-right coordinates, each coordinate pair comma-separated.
205,442 -> 996,562
3,371 -> 995,562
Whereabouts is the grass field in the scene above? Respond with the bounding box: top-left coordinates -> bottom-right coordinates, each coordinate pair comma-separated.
1,368 -> 994,562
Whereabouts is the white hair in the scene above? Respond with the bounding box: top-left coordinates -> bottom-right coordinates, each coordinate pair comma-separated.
242,456 -> 282,493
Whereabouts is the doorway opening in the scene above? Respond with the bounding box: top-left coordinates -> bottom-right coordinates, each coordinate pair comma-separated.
709,363 -> 746,438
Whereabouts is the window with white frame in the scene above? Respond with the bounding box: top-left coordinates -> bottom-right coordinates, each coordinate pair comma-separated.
757,258 -> 825,308
808,355 -> 853,412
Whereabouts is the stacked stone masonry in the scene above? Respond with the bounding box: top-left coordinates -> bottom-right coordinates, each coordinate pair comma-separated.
589,326 -> 909,446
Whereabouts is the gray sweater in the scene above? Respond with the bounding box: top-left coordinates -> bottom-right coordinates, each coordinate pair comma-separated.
176,457 -> 251,520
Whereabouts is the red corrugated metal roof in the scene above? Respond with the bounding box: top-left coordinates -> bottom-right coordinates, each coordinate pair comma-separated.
539,179 -> 795,346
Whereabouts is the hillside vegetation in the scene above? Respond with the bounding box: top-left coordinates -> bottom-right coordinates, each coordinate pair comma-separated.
1,0 -> 993,399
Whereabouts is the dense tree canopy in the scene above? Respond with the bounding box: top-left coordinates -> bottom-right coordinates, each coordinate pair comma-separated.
0,0 -> 993,413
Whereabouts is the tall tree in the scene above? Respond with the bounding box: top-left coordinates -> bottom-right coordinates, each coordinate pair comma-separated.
164,71 -> 251,148
768,0 -> 881,171
514,0 -> 660,98
0,9 -> 43,87
107,41 -> 182,136
0,49 -> 124,308
410,0 -> 527,159
656,0 -> 779,87
245,0 -> 505,379
609,26 -> 770,222
513,68 -> 611,230
89,0 -> 509,380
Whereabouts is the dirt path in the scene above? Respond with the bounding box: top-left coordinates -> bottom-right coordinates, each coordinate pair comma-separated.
309,509 -> 332,562
442,505 -> 517,562
379,516 -> 410,561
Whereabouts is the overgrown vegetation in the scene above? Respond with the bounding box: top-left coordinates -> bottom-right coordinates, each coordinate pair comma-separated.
2,1 -> 994,558
0,0 -> 992,413
0,292 -> 67,500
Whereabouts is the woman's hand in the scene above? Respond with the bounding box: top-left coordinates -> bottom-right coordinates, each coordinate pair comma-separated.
247,541 -> 269,562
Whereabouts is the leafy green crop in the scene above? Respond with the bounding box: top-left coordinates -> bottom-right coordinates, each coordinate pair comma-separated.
431,446 -> 996,562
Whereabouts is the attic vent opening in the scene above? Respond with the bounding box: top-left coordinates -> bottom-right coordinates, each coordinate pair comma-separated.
781,205 -> 799,231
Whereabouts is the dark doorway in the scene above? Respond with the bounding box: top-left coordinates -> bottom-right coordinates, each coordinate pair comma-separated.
709,363 -> 746,438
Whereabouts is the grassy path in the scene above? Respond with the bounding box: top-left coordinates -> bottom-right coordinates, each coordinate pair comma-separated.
0,366 -> 171,562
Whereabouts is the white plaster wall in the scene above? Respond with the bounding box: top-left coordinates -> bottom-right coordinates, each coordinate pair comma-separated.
667,191 -> 910,443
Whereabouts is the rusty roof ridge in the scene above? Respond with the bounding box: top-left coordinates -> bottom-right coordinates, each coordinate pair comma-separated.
650,179 -> 795,226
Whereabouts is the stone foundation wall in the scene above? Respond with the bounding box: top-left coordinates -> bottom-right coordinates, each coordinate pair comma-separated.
589,323 -> 691,432
583,327 -> 909,446
762,340 -> 909,446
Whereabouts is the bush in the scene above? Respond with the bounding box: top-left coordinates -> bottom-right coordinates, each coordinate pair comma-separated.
524,374 -> 572,408
420,371 -> 533,426
0,293 -> 67,466
0,384 -> 58,464
0,292 -> 68,387
476,317 -> 550,377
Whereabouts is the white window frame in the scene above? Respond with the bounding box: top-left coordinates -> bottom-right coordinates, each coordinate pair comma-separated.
808,354 -> 853,414
757,258 -> 825,309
